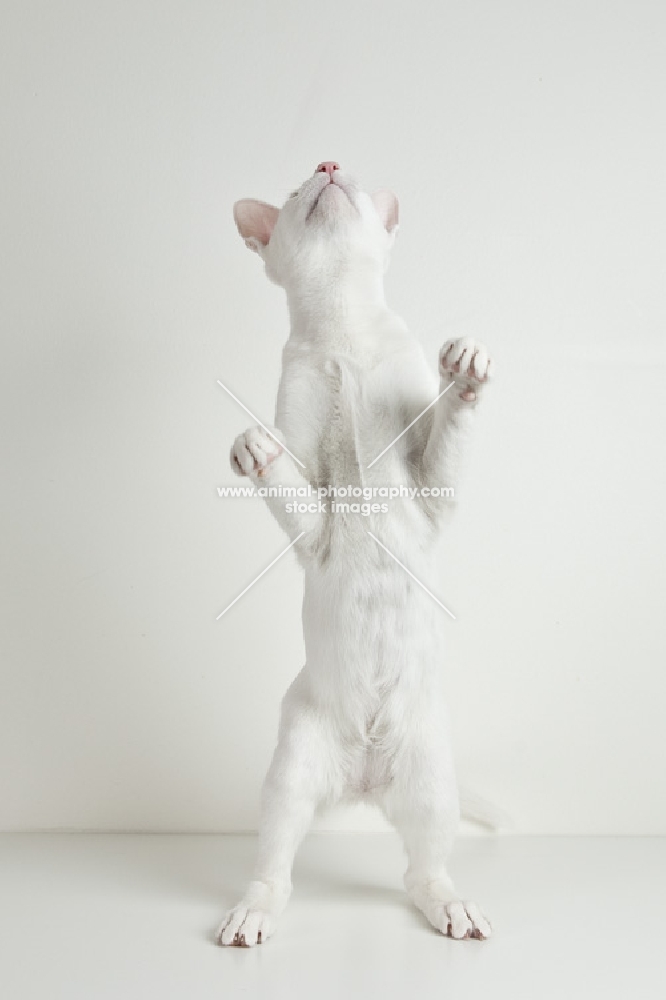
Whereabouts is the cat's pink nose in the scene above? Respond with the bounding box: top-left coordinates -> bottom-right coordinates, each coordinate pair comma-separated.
315,161 -> 340,176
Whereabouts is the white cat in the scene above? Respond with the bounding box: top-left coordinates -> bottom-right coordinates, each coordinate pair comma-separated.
217,162 -> 493,946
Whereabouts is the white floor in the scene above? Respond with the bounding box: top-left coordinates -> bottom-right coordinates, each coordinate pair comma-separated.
1,833 -> 664,999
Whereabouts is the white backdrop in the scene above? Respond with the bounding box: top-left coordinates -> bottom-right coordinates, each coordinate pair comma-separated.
1,0 -> 664,834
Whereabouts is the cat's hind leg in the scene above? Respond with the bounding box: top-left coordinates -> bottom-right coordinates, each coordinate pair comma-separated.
377,724 -> 492,940
216,673 -> 341,947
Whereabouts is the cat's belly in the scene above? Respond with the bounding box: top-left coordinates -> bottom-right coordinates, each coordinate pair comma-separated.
301,550 -> 446,697
302,559 -> 448,796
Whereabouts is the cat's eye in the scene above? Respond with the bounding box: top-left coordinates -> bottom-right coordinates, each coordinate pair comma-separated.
288,190 -> 299,199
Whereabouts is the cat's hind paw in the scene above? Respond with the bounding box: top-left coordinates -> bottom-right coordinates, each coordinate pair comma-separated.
437,900 -> 493,940
215,903 -> 275,947
215,879 -> 289,947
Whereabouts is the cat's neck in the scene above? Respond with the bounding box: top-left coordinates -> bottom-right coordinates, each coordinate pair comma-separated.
285,269 -> 402,351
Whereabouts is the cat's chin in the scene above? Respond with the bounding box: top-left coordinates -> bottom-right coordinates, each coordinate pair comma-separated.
311,183 -> 355,222
306,183 -> 341,218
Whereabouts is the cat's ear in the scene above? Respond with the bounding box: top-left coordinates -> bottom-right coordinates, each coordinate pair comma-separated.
371,189 -> 399,235
233,199 -> 280,254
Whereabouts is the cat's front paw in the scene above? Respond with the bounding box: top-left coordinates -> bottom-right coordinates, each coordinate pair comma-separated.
439,338 -> 491,402
230,425 -> 284,478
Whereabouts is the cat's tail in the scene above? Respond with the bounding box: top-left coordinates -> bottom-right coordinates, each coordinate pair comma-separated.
458,786 -> 513,831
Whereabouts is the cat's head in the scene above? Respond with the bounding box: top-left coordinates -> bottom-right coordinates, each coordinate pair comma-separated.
233,162 -> 399,291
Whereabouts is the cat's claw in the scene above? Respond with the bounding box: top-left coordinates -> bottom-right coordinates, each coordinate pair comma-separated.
439,900 -> 493,940
230,425 -> 284,478
439,338 -> 491,402
215,904 -> 275,947
216,880 -> 289,947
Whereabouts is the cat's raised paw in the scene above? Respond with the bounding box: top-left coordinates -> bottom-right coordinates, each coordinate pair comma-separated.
230,425 -> 284,478
439,338 -> 491,402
